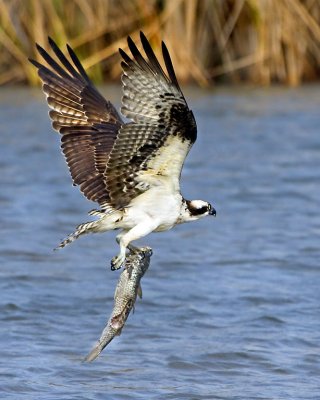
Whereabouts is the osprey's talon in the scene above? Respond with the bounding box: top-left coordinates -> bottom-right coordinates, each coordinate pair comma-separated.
111,255 -> 125,271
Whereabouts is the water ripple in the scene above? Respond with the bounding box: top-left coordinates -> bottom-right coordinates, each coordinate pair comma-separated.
0,87 -> 319,399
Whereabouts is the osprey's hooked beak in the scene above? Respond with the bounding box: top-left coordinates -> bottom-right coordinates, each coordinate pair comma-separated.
209,207 -> 217,216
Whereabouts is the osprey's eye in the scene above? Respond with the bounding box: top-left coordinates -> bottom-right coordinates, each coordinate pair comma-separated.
208,204 -> 211,211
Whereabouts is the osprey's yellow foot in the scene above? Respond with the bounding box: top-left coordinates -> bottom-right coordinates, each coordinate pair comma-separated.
111,254 -> 126,271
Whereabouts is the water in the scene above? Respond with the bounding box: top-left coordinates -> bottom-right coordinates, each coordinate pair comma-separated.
0,86 -> 319,399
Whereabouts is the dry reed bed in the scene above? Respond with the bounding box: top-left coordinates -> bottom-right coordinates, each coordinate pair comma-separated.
1,0 -> 320,86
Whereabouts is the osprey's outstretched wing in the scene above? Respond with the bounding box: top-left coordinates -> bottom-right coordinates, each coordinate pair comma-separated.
30,33 -> 197,210
29,38 -> 122,207
105,32 -> 197,208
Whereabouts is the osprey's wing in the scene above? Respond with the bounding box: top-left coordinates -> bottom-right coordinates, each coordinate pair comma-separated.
106,32 -> 197,208
29,38 -> 122,207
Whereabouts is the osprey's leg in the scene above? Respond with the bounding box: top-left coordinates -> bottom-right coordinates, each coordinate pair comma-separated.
116,233 -> 139,254
115,232 -> 136,251
111,220 -> 158,270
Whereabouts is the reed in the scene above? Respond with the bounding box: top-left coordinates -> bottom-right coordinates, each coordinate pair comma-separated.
1,0 -> 320,86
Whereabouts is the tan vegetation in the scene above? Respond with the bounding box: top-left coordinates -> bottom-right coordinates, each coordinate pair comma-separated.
0,0 -> 320,86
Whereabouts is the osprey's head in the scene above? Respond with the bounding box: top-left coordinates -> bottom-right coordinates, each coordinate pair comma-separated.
185,200 -> 216,221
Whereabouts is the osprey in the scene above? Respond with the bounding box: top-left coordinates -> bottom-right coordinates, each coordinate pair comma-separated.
29,32 -> 216,270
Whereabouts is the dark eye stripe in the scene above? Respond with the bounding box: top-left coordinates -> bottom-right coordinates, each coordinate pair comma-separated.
190,206 -> 207,216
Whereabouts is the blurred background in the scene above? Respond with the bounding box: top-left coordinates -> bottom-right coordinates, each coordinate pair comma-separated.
1,0 -> 320,87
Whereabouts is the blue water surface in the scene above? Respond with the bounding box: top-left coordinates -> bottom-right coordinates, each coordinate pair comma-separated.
0,86 -> 319,399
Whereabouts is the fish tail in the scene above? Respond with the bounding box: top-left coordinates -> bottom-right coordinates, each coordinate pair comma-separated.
83,343 -> 104,363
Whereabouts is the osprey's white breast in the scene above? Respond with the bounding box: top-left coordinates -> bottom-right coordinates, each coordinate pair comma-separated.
122,185 -> 183,232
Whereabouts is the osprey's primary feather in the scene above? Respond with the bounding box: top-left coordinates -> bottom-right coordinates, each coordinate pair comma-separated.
29,32 -> 215,270
29,38 -> 121,207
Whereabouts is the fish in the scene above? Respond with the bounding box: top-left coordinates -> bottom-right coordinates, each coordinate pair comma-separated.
84,246 -> 152,362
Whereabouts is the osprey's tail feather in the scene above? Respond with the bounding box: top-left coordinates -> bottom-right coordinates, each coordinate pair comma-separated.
55,208 -> 121,250
55,219 -> 102,250
88,209 -> 105,217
